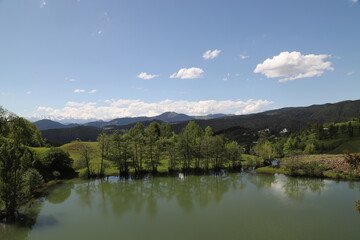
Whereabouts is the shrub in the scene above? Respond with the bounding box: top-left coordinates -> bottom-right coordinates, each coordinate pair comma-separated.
39,148 -> 75,180
23,168 -> 44,194
285,156 -> 324,177
345,153 -> 360,169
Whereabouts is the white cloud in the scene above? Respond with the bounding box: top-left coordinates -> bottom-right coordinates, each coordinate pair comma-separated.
170,67 -> 204,79
240,54 -> 249,59
40,0 -> 46,8
98,30 -> 103,35
33,99 -> 273,120
65,77 -> 77,82
347,70 -> 355,76
37,106 -> 54,112
137,72 -> 158,80
89,89 -> 97,94
26,91 -> 31,95
254,51 -> 334,82
202,49 -> 221,60
74,89 -> 85,93
350,0 -> 358,3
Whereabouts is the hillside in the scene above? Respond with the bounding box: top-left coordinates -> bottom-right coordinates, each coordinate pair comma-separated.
173,100 -> 360,133
40,99 -> 360,145
35,119 -> 79,130
34,112 -> 232,131
41,126 -> 102,145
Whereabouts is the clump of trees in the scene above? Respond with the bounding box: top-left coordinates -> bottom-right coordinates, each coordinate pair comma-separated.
0,106 -> 74,221
84,121 -> 243,177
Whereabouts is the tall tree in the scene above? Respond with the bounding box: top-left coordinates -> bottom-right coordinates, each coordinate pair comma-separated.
129,122 -> 145,174
226,141 -> 242,170
98,133 -> 110,176
145,122 -> 161,173
80,144 -> 94,178
0,142 -> 29,218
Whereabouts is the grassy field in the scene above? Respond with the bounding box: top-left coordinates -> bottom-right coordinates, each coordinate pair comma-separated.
30,140 -> 359,180
30,147 -> 50,159
328,137 -> 360,154
59,141 -> 119,175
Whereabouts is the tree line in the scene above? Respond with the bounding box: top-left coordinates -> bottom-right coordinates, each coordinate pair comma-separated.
82,121 -> 243,177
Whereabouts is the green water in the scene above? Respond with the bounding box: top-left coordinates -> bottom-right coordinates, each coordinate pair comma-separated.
1,173 -> 360,240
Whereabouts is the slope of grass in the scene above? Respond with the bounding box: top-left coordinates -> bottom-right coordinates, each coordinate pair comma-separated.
59,141 -> 118,172
30,147 -> 50,159
328,137 -> 360,154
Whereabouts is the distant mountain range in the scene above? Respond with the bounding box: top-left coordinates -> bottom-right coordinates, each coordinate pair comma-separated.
35,112 -> 232,130
38,100 -> 360,145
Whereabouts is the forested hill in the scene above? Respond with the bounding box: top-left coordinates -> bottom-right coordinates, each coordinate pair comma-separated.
173,100 -> 360,133
41,99 -> 360,145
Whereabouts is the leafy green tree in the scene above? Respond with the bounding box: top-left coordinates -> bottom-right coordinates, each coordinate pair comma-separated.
97,133 -> 110,176
41,148 -> 74,180
9,117 -> 44,147
0,142 -> 29,218
79,144 -> 94,178
201,126 -> 214,171
178,121 -> 203,171
145,122 -> 161,173
211,135 -> 226,170
108,132 -> 131,176
226,141 -> 242,170
254,141 -> 276,165
160,135 -> 179,172
23,168 -> 44,195
159,122 -> 173,138
304,143 -> 316,154
129,122 -> 145,174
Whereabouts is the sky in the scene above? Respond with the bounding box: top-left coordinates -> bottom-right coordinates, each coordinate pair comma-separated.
0,0 -> 359,122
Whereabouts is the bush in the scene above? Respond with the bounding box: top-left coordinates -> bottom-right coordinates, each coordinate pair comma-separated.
23,168 -> 44,195
345,153 -> 360,169
285,156 -> 324,177
39,148 -> 75,180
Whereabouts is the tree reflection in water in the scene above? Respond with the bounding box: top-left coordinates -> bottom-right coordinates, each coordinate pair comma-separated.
72,173 -> 246,218
1,182 -> 75,240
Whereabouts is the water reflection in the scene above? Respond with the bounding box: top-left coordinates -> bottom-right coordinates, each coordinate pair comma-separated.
0,173 -> 352,240
0,182 -> 75,240
246,173 -> 326,200
0,200 -> 44,240
73,174 -> 246,217
70,173 -> 333,218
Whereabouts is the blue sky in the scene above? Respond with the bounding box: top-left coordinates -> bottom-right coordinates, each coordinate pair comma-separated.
0,0 -> 359,121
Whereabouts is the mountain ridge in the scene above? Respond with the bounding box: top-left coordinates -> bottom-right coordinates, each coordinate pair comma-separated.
39,99 -> 360,145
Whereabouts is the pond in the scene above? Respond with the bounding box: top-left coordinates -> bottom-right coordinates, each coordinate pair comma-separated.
1,173 -> 359,240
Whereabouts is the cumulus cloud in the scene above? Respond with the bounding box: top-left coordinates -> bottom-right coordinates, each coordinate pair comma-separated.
137,72 -> 158,80
33,99 -> 273,120
202,49 -> 221,60
89,89 -> 97,94
254,51 -> 334,82
170,67 -> 204,79
74,89 -> 85,93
